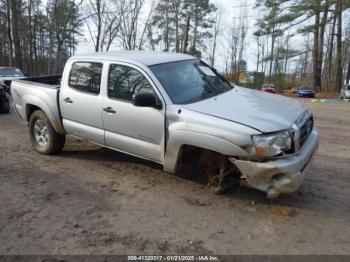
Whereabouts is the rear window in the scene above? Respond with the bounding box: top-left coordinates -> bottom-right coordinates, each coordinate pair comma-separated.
68,62 -> 103,94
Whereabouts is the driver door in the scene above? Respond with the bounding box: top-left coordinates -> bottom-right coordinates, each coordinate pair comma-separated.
102,63 -> 165,163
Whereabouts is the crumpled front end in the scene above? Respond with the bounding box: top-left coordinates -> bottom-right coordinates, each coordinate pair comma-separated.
229,129 -> 319,198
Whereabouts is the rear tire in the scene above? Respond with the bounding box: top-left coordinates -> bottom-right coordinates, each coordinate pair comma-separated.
29,110 -> 65,155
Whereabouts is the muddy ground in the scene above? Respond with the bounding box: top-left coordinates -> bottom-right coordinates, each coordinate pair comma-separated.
0,99 -> 349,255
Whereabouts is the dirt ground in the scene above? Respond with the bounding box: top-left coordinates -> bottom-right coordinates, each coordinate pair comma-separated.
0,98 -> 349,255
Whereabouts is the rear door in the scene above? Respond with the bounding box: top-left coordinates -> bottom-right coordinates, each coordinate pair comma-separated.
102,63 -> 165,163
60,61 -> 105,145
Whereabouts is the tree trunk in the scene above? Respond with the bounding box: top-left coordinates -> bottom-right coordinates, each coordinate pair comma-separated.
211,12 -> 221,67
182,14 -> 190,53
164,12 -> 169,51
10,0 -> 22,68
335,0 -> 343,91
175,16 -> 180,52
6,1 -> 13,67
33,7 -> 38,75
256,34 -> 260,72
28,0 -> 34,75
269,25 -> 276,83
95,0 -> 102,52
191,15 -> 198,55
172,0 -> 180,53
312,3 -> 320,91
325,15 -> 336,91
317,0 -> 329,92
284,34 -> 290,76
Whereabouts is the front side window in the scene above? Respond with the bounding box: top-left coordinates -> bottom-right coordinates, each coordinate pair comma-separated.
108,64 -> 154,101
69,62 -> 102,94
149,60 -> 233,104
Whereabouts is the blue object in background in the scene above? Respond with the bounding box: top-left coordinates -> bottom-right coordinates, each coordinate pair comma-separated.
297,86 -> 316,98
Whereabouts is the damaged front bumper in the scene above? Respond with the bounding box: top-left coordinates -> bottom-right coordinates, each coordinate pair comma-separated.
229,129 -> 319,198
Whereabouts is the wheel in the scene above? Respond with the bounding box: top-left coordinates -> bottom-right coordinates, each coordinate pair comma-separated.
199,151 -> 239,194
29,110 -> 65,154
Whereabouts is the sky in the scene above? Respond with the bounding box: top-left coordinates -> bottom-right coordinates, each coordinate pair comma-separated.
76,0 -> 269,71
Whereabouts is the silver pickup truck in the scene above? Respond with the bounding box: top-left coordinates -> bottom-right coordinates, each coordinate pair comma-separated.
11,51 -> 319,198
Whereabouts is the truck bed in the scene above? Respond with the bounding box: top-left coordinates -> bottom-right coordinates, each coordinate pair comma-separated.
14,75 -> 62,89
11,75 -> 65,133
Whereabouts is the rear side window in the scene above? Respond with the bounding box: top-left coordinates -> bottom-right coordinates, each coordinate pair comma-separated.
69,62 -> 103,94
108,64 -> 154,101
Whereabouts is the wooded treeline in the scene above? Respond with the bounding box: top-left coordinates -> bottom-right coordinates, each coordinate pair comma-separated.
0,0 -> 350,91
0,0 -> 83,75
254,0 -> 350,91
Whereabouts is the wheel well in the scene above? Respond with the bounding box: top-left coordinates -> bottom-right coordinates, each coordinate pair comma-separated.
26,104 -> 41,121
176,145 -> 242,191
175,145 -> 226,176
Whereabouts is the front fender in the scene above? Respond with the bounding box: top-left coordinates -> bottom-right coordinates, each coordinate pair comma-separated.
164,130 -> 248,174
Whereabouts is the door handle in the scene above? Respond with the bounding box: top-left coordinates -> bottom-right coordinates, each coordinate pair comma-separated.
103,107 -> 116,114
63,97 -> 73,103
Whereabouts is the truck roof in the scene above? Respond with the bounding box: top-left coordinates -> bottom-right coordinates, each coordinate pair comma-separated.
71,51 -> 195,66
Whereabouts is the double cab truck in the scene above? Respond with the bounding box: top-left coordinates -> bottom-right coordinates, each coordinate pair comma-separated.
11,51 -> 319,198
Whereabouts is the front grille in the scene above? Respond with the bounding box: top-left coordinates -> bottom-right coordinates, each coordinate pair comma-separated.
299,116 -> 313,148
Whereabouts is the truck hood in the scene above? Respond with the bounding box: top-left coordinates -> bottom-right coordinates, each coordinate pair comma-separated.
183,86 -> 307,133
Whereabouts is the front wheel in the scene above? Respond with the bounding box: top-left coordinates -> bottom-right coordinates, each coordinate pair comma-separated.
29,110 -> 65,155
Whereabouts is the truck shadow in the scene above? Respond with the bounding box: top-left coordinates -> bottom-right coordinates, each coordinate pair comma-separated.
57,139 -> 346,218
59,146 -> 163,171
58,143 -> 269,202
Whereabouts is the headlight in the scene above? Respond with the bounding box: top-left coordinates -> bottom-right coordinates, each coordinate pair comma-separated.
252,130 -> 292,157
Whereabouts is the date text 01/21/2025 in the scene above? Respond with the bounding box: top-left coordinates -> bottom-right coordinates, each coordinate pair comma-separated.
127,255 -> 220,261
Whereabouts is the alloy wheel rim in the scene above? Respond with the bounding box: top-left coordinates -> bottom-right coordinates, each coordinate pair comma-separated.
34,119 -> 49,147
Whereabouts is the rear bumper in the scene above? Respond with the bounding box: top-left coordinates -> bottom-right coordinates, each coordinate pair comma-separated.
230,129 -> 319,198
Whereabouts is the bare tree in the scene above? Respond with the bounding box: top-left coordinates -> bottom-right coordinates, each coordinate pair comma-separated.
119,0 -> 145,50
209,7 -> 223,67
85,0 -> 107,52
138,0 -> 155,50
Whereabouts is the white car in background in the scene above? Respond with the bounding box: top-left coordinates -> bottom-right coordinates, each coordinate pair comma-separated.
340,85 -> 350,101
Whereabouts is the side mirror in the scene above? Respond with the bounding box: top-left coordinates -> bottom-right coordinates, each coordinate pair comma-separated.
132,92 -> 162,109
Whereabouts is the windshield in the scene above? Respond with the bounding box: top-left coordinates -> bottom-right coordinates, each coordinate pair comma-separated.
149,60 -> 233,104
263,84 -> 274,88
299,87 -> 313,91
0,68 -> 24,77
